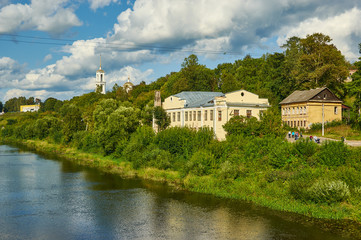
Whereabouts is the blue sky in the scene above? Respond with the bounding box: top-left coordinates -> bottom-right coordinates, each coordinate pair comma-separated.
1,0 -> 361,103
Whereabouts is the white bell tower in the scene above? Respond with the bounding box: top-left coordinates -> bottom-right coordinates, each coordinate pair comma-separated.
95,55 -> 106,94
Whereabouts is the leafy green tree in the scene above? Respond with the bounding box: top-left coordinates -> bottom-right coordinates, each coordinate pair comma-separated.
42,97 -> 63,112
283,33 -> 349,96
220,72 -> 240,93
346,44 -> 361,117
0,101 -> 3,112
180,54 -> 216,91
60,104 -> 85,142
153,106 -> 170,131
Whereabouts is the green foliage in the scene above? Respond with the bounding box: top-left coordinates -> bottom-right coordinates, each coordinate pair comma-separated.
153,106 -> 170,131
307,180 -> 350,204
282,33 -> 348,97
186,149 -> 216,176
224,109 -> 284,138
293,138 -> 318,160
60,104 -> 85,143
41,97 -> 63,112
317,141 -> 349,167
155,127 -> 195,156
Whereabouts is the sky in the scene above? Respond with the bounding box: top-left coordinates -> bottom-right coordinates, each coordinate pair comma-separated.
1,0 -> 361,103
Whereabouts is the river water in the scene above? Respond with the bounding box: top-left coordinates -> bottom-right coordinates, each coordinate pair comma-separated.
0,144 -> 356,240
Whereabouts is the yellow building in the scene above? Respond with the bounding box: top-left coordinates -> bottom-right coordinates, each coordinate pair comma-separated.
163,90 -> 270,140
280,87 -> 342,129
20,104 -> 40,112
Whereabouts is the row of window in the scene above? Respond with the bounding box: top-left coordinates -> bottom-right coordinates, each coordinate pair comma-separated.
169,109 -> 254,123
283,106 -> 339,115
282,106 -> 307,115
283,120 -> 307,128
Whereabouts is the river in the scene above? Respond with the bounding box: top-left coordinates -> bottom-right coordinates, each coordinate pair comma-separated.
0,144 -> 356,240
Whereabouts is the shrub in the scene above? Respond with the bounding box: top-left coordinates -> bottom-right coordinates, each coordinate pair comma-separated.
155,127 -> 195,157
186,150 -> 216,176
142,145 -> 172,170
317,141 -> 349,167
217,160 -> 239,180
293,138 -> 318,159
307,180 -> 350,204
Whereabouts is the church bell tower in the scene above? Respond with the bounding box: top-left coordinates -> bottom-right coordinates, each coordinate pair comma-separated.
95,55 -> 106,94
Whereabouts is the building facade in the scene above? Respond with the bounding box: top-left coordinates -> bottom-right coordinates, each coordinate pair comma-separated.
280,87 -> 342,129
162,90 -> 270,140
20,104 -> 40,112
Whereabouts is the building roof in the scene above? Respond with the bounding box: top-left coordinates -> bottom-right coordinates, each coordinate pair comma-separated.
173,91 -> 224,108
279,87 -> 342,105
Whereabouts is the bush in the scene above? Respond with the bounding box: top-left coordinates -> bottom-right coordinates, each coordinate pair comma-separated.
155,127 -> 195,157
317,141 -> 349,167
142,145 -> 172,170
307,180 -> 350,204
186,150 -> 216,176
293,138 -> 318,159
217,160 -> 239,180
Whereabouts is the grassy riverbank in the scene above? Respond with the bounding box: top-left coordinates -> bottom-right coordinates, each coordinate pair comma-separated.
2,137 -> 361,238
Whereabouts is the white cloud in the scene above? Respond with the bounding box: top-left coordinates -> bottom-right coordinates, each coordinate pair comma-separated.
88,0 -> 119,11
109,0 -> 361,60
0,57 -> 26,88
0,0 -> 82,35
43,54 -> 52,62
277,7 -> 361,62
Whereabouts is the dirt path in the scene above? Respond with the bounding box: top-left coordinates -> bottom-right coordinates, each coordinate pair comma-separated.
285,133 -> 361,147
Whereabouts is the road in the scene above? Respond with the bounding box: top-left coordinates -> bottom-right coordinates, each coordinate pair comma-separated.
285,134 -> 361,147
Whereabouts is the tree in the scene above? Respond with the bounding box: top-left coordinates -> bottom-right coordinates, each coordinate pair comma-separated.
346,44 -> 361,117
282,33 -> 349,97
180,54 -> 216,91
60,104 -> 85,142
0,101 -> 3,112
153,106 -> 170,131
42,97 -> 63,112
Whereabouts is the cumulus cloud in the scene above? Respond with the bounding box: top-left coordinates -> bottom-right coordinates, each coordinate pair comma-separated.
88,0 -> 119,11
0,0 -> 82,35
277,7 -> 361,62
109,0 -> 361,60
0,57 -> 26,88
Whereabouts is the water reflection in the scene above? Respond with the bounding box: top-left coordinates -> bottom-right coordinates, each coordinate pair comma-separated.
0,145 -> 357,240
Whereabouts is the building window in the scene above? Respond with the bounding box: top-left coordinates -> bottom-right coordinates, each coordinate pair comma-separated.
185,112 -> 188,121
189,111 -> 192,121
234,109 -> 239,116
304,106 -> 307,114
334,106 -> 338,115
193,111 -> 196,121
197,111 -> 201,121
172,112 -> 175,122
304,120 -> 306,127
218,110 -> 222,121
204,110 -> 208,121
210,110 -> 213,121
177,112 -> 180,121
292,107 -> 295,114
296,107 -> 299,114
246,110 -> 252,118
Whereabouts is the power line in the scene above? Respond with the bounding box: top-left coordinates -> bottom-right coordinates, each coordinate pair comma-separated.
0,33 -> 243,56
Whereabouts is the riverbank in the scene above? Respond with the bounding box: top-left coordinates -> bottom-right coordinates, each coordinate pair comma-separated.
2,138 -> 361,239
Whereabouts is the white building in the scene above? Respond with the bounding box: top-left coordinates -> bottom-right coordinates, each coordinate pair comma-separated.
95,56 -> 106,94
163,90 -> 270,140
